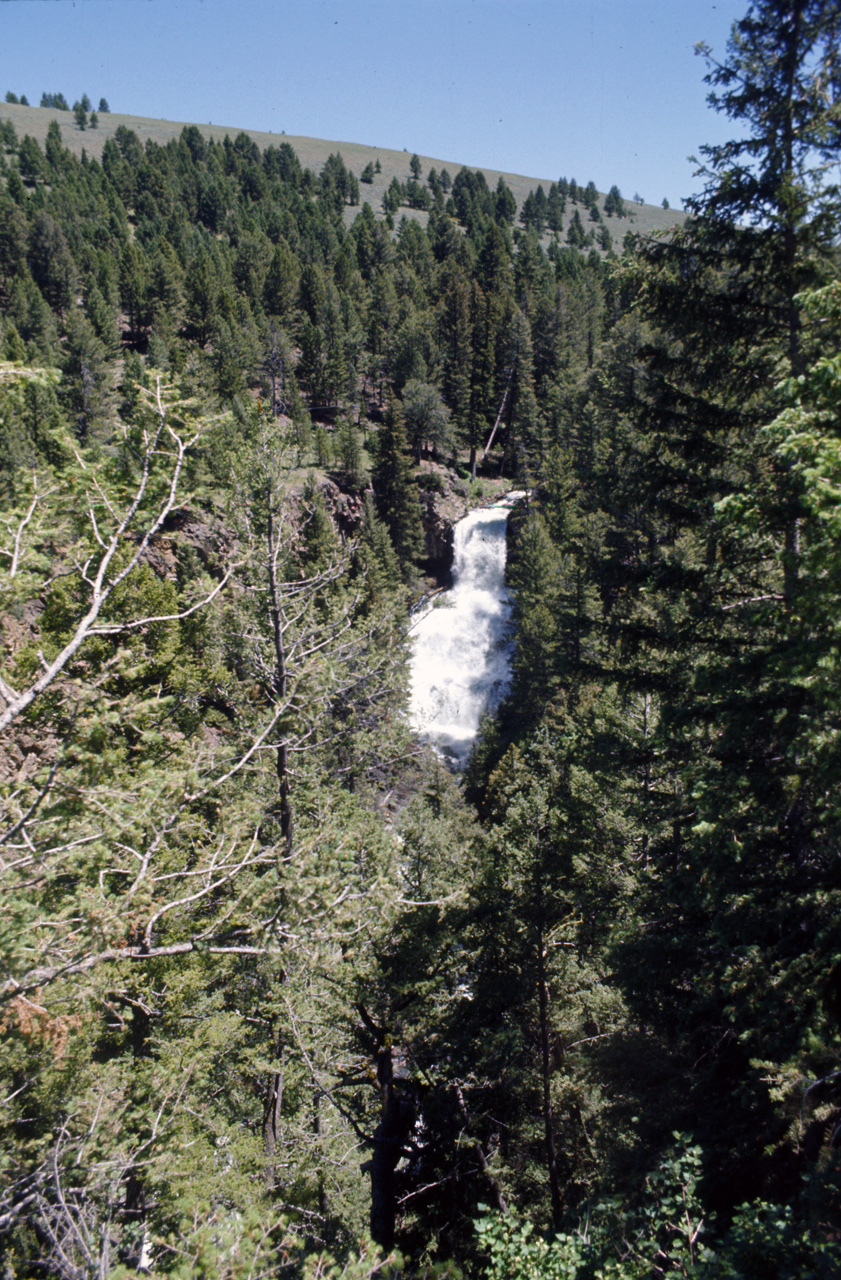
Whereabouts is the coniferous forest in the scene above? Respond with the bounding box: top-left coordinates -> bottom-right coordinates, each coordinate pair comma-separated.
2,3 -> 841,1276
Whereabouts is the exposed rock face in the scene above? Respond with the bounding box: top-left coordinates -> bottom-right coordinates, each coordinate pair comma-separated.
148,471 -> 466,595
504,493 -> 529,570
415,460 -> 469,584
312,477 -> 365,540
419,490 -> 454,582
147,508 -> 233,580
316,466 -> 466,584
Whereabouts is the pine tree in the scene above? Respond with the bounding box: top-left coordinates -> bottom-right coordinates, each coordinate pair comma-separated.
401,378 -> 452,462
690,0 -> 841,377
499,304 -> 539,477
336,415 -> 364,485
596,0 -> 841,1205
119,240 -> 151,340
565,208 -> 586,248
465,726 -> 630,1229
61,309 -> 115,441
17,133 -> 44,184
436,260 -> 476,472
353,492 -> 403,610
372,397 -> 424,578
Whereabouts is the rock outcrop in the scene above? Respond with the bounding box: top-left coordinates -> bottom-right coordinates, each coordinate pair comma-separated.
415,460 -> 469,584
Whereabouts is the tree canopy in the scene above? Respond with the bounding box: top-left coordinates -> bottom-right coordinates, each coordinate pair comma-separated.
1,4 -> 841,1273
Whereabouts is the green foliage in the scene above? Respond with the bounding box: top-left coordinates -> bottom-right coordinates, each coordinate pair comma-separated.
401,378 -> 453,461
315,422 -> 333,467
336,415 -> 365,486
476,1140 -> 841,1278
353,493 -> 403,610
372,398 -> 425,579
383,175 -> 406,215
0,117 -> 17,152
2,20 -> 840,1270
603,184 -> 625,217
40,91 -> 69,110
17,132 -> 44,183
0,362 -> 67,492
0,67 -> 591,1275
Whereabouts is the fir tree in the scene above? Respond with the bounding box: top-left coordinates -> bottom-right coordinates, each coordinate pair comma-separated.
372,396 -> 424,578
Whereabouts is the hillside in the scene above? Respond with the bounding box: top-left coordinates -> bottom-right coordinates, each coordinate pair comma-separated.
3,19 -> 841,1275
0,97 -> 685,240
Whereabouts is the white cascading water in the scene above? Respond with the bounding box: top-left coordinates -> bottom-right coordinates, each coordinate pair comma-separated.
409,492 -> 524,768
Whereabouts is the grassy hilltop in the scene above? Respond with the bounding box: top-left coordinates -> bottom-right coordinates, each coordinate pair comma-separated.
0,97 -> 685,239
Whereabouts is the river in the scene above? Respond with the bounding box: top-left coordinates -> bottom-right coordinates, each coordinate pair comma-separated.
408,492 -> 524,769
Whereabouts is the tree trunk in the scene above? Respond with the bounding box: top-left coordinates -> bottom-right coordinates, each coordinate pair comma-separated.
267,489 -> 294,855
358,1006 -> 414,1250
454,1085 -> 508,1214
263,1039 -> 284,1168
536,920 -> 564,1227
122,999 -> 150,1267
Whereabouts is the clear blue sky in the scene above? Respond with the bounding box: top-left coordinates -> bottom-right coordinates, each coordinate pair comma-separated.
1,0 -> 748,206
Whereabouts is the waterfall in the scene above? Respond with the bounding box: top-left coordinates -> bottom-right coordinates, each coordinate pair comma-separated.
409,492 -> 524,768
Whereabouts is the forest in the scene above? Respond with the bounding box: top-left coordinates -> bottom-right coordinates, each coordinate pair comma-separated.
1,2 -> 840,1276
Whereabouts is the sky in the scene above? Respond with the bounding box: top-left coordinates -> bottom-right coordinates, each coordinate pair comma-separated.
0,0 -> 750,207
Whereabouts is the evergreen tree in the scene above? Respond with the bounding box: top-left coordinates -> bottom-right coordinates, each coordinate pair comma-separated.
499,304 -> 540,476
401,378 -> 453,461
336,415 -> 364,485
372,396 -> 424,577
495,175 -> 517,224
119,240 -> 151,339
184,241 -> 223,345
382,175 -> 405,215
353,492 -> 403,609
589,0 -> 841,1209
148,238 -> 186,333
61,309 -> 115,441
690,0 -> 841,377
465,726 -> 630,1228
44,118 -> 63,170
565,208 -> 586,248
17,133 -> 44,184
0,195 -> 27,282
547,182 -> 566,231
27,209 -> 77,315
437,260 -> 475,470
